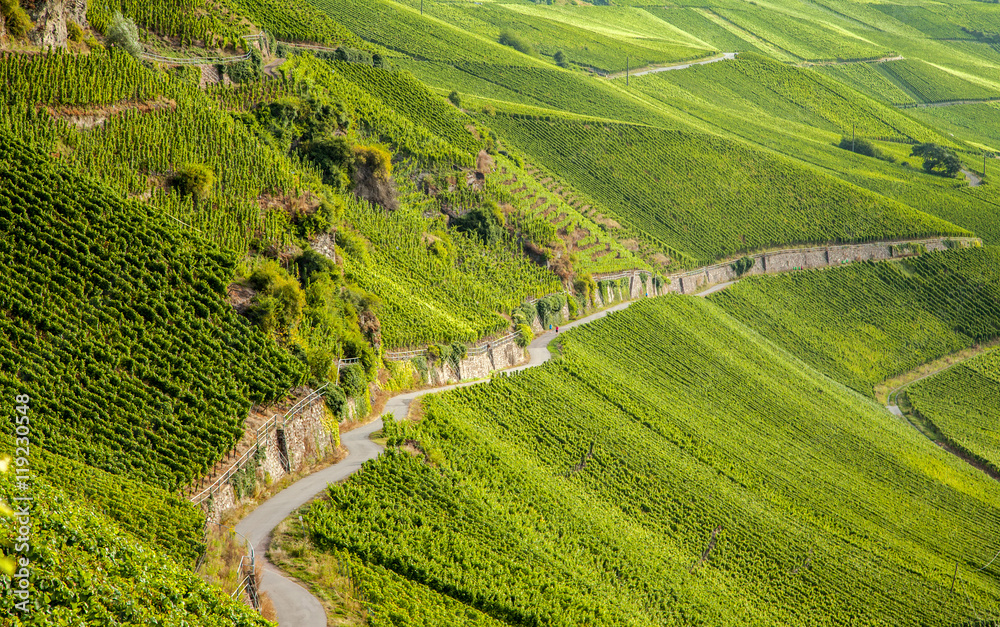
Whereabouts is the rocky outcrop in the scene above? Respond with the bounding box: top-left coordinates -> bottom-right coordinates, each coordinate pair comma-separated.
23,0 -> 87,48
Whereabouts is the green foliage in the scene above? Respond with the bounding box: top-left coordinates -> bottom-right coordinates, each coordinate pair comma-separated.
67,20 -> 84,42
880,60 -> 1000,104
730,255 -> 755,276
302,135 -> 355,188
838,136 -> 895,163
339,363 -> 368,398
911,143 -> 962,177
712,247 -> 1000,395
515,323 -> 533,347
0,469 -> 268,625
553,50 -> 567,68
88,0 -> 248,45
0,135 -> 304,490
448,89 -> 461,107
0,0 -> 32,39
487,113 -> 966,265
907,347 -> 1000,473
106,12 -> 142,59
171,163 -> 215,202
305,297 -> 1000,626
224,0 -> 366,45
498,30 -> 536,57
229,445 -> 265,499
226,47 -> 263,84
247,261 -> 307,336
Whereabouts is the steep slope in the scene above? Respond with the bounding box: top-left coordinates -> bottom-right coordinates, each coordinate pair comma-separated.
0,132 -> 305,490
711,246 -> 1000,395
301,296 -> 1000,625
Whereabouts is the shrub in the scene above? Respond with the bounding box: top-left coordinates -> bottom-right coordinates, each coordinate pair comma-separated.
554,50 -> 568,68
324,385 -> 348,419
106,12 -> 141,58
171,163 -> 215,202
498,31 -> 535,56
1,0 -> 33,40
336,230 -> 372,265
353,144 -> 398,210
302,135 -> 354,189
67,20 -> 84,43
731,256 -> 755,277
448,90 -> 461,107
515,324 -> 534,348
339,364 -> 367,398
837,136 -> 895,163
227,48 -> 263,84
246,262 -> 306,336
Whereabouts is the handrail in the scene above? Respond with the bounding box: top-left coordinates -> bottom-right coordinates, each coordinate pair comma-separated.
142,33 -> 265,66
189,384 -> 328,505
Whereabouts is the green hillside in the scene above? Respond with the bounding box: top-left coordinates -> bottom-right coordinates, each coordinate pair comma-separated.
0,133 -> 305,490
0,468 -> 267,625
487,113 -> 966,264
907,347 -> 1000,473
299,296 -> 1000,625
711,247 -> 1000,395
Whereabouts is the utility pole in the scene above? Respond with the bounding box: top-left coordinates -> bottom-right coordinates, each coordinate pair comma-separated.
420,0 -> 423,15
852,123 -> 855,153
985,151 -> 988,178
626,55 -> 629,86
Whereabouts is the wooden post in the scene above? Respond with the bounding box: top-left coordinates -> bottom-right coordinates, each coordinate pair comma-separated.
950,561 -> 958,593
626,55 -> 629,86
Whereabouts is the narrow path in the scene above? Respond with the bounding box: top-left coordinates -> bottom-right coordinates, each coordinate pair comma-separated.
897,97 -> 1000,109
606,52 -> 737,80
234,236 -> 979,625
797,54 -> 903,67
962,168 -> 982,187
234,300 -> 636,626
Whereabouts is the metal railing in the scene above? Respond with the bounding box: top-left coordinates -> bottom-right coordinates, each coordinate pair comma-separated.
189,384 -> 328,505
142,33 -> 265,66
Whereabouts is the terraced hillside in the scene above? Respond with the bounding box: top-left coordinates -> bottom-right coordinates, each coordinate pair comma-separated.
908,347 -> 1000,473
711,246 -> 1000,395
298,296 -> 1000,625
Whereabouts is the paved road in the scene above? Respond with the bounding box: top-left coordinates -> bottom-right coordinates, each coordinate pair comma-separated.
235,298 -> 643,626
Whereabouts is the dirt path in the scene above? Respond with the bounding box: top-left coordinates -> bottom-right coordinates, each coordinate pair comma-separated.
606,52 -> 737,80
963,168 -> 982,187
797,55 -> 903,67
897,97 -> 1000,109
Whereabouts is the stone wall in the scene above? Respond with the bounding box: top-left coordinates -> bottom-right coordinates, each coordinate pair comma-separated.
665,237 -> 979,295
200,395 -> 336,523
424,338 -> 525,385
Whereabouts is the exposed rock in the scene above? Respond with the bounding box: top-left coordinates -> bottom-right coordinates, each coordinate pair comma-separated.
66,0 -> 86,28
0,11 -> 7,40
23,0 -> 87,48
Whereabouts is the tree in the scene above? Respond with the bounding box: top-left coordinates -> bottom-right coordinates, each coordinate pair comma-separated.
911,143 -> 962,177
106,12 -> 141,58
448,90 -> 461,107
554,50 -> 568,68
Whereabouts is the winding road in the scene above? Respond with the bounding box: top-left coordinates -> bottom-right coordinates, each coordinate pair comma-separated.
235,300 -> 639,626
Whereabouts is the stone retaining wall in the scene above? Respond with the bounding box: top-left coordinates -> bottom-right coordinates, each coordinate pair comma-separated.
665,237 -> 977,294
201,394 -> 336,523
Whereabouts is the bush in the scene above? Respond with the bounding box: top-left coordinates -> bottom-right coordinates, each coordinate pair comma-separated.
106,12 -> 141,58
171,163 -> 215,202
339,364 -> 367,398
554,50 -> 568,68
837,136 -> 895,163
448,90 -> 461,107
302,135 -> 354,189
324,385 -> 347,419
227,48 -> 263,84
1,0 -> 33,40
353,144 -> 398,210
515,324 -> 534,348
498,31 -> 535,56
67,20 -> 84,43
731,256 -> 755,277
246,262 -> 306,336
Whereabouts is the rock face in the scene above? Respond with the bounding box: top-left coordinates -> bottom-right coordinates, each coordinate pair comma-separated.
23,0 -> 88,48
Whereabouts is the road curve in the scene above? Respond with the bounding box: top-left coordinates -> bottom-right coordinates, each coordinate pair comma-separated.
235,298 -> 643,625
